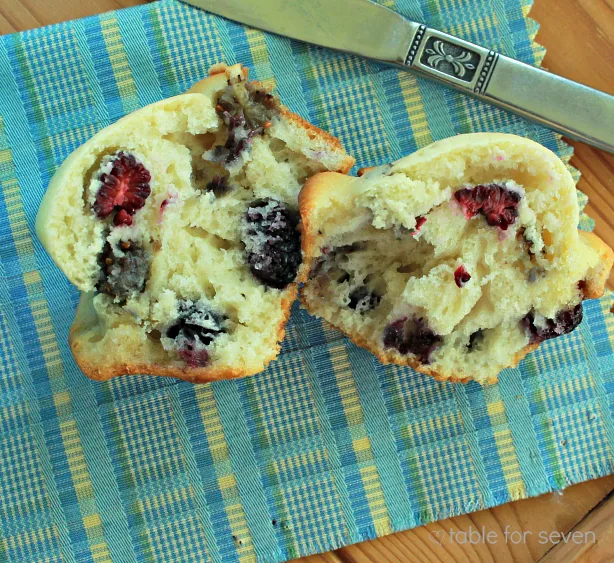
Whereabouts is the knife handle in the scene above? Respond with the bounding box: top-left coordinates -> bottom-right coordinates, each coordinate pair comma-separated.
402,25 -> 614,153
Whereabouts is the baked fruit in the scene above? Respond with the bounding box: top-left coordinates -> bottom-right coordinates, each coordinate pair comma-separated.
300,133 -> 613,384
36,63 -> 354,382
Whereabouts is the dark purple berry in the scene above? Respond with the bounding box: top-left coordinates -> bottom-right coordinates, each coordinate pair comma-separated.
97,240 -> 149,301
383,317 -> 407,350
244,199 -> 301,289
209,111 -> 262,165
216,82 -> 279,128
383,317 -> 442,364
348,286 -> 381,312
205,174 -> 231,196
166,302 -> 226,367
454,184 -> 521,230
209,81 -> 280,166
521,304 -> 583,345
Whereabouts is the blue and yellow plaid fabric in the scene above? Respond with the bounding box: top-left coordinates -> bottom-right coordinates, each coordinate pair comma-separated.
0,0 -> 613,561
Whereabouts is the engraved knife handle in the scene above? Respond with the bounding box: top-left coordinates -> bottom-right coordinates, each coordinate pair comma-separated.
402,25 -> 614,153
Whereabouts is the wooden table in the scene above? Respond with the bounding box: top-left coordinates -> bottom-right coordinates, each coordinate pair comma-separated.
3,1 -> 613,561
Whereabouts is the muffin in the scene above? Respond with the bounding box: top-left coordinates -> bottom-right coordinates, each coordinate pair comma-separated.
36,63 -> 354,382
299,133 -> 613,384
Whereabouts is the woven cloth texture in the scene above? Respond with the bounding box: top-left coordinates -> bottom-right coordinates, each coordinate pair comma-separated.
1,0 -> 613,561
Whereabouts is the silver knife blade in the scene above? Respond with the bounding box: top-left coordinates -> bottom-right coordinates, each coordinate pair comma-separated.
185,0 -> 417,64
180,0 -> 614,153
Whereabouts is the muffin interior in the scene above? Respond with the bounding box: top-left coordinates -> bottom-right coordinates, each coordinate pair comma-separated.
302,139 -> 602,382
42,65 -> 351,373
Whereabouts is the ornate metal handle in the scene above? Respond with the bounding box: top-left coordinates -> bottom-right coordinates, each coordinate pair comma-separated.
403,26 -> 614,153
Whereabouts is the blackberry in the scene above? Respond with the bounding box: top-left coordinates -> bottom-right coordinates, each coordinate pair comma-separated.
217,81 -> 279,129
383,317 -> 442,364
521,304 -> 583,345
166,302 -> 226,367
209,112 -> 261,165
209,80 -> 280,166
97,240 -> 149,301
243,200 -> 301,289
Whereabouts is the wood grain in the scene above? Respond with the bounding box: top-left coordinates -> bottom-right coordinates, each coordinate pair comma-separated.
568,140 -> 614,289
294,476 -> 614,563
4,0 -> 614,562
531,0 -> 614,290
541,489 -> 614,562
354,478 -> 614,563
0,0 -> 142,35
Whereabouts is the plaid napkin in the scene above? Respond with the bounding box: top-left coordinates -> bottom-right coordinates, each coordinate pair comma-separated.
1,0 -> 613,561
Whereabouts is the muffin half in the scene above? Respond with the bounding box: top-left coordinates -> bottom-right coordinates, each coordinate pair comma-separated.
36,63 -> 354,382
300,133 -> 613,384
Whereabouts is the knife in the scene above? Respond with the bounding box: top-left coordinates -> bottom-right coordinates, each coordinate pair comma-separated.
179,0 -> 614,153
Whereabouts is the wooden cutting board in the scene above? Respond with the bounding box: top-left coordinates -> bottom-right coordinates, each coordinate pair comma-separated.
2,1 -> 613,561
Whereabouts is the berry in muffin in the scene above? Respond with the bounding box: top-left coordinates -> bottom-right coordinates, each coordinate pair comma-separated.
299,133 -> 613,384
36,63 -> 354,382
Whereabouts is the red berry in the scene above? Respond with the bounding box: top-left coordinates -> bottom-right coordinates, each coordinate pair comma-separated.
113,209 -> 133,227
178,345 -> 209,367
411,215 -> 427,236
454,184 -> 521,230
454,265 -> 471,288
93,152 -> 151,220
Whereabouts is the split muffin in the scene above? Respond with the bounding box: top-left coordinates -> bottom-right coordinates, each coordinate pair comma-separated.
36,63 -> 354,382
